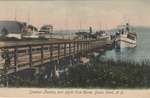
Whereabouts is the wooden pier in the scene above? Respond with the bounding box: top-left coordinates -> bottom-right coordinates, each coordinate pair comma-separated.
0,38 -> 112,76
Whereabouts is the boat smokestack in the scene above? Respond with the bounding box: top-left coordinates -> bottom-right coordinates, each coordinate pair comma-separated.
89,26 -> 92,34
126,23 -> 130,32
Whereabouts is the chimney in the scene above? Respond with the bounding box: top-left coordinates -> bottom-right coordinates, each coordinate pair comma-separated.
89,26 -> 92,34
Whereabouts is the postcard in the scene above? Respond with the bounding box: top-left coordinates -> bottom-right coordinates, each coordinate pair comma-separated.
0,0 -> 149,98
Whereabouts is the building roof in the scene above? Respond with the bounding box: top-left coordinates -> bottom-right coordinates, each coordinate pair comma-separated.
27,25 -> 38,31
0,20 -> 26,33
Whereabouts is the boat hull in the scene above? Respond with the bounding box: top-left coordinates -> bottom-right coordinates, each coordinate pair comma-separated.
115,35 -> 136,48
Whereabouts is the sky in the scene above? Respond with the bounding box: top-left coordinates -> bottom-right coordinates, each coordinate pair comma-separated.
0,0 -> 149,30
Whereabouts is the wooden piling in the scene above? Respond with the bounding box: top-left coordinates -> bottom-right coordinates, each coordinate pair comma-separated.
58,43 -> 60,60
28,45 -> 32,68
64,43 -> 66,57
14,47 -> 18,72
49,44 -> 51,62
41,45 -> 44,65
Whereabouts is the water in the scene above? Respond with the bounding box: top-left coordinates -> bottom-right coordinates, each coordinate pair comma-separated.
100,27 -> 150,63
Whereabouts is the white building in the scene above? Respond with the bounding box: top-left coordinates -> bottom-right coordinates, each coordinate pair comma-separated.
22,25 -> 39,38
39,25 -> 53,38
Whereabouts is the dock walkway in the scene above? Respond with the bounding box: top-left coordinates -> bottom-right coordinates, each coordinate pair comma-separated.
0,38 -> 113,74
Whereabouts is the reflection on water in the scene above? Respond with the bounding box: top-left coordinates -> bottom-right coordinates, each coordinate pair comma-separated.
101,47 -> 138,62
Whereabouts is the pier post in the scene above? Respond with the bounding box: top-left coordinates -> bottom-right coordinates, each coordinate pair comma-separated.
84,42 -> 87,57
64,43 -> 66,57
69,42 -> 72,65
72,41 -> 76,65
87,41 -> 90,51
35,45 -> 44,81
76,42 -> 80,63
49,44 -> 52,62
63,43 -> 67,65
77,42 -> 79,54
80,41 -> 83,56
41,45 -> 44,65
28,45 -> 32,68
14,47 -> 18,72
50,44 -> 53,61
73,41 -> 76,55
58,43 -> 60,60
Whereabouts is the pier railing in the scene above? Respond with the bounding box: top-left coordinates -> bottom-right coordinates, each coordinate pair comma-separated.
0,39 -> 110,74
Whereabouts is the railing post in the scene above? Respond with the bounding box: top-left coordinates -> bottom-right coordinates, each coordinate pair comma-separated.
49,44 -> 53,62
87,41 -> 89,51
28,45 -> 32,68
14,47 -> 18,72
64,43 -> 66,57
77,42 -> 79,53
77,42 -> 80,63
41,45 -> 44,65
73,41 -> 76,54
80,41 -> 83,56
81,41 -> 83,51
69,42 -> 71,56
83,41 -> 85,50
85,41 -> 87,51
58,43 -> 60,60
88,41 -> 90,50
69,42 -> 72,65
86,41 -> 89,56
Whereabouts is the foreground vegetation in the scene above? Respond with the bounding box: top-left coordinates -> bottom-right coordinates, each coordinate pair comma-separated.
65,56 -> 150,88
2,55 -> 150,88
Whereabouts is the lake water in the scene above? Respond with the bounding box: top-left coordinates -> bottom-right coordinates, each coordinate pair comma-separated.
100,27 -> 150,63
